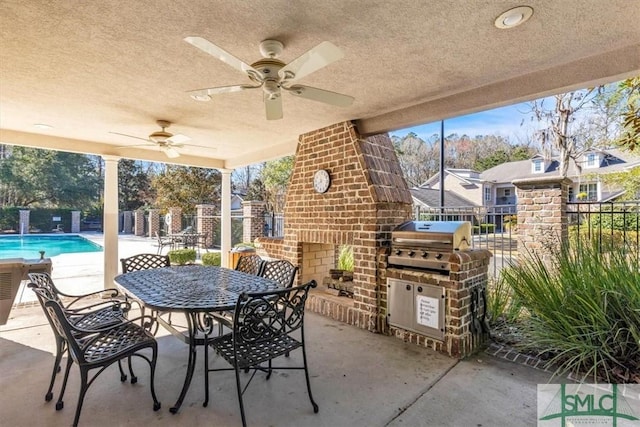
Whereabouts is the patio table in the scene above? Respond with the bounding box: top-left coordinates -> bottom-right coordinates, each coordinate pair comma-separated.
169,232 -> 206,250
114,265 -> 280,413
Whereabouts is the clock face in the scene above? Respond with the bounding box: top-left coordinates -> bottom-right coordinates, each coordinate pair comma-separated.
313,169 -> 330,193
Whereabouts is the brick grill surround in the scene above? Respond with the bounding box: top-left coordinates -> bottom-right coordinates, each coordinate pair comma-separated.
257,121 -> 412,331
256,120 -> 491,358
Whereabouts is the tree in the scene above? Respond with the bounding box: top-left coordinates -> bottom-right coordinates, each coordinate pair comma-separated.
245,177 -> 267,202
600,166 -> 640,201
0,146 -> 100,208
151,166 -> 221,214
392,132 -> 437,187
118,159 -> 155,210
528,84 -> 634,177
260,156 -> 294,212
616,76 -> 640,152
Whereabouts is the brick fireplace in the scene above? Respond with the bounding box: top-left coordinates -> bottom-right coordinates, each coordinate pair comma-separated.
256,120 -> 491,358
257,121 -> 413,330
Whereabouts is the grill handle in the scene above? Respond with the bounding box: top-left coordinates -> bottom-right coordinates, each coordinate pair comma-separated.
393,237 -> 451,245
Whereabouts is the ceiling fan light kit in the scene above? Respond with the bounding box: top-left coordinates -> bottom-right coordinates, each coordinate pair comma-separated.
184,36 -> 354,120
110,120 -> 194,158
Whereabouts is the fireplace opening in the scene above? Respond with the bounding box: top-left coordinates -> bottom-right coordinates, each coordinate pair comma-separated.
301,243 -> 354,298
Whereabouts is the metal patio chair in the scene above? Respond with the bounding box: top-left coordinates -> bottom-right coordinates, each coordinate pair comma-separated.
204,280 -> 319,426
120,253 -> 171,273
27,272 -> 132,403
212,254 -> 266,335
120,253 -> 171,331
29,286 -> 160,427
234,254 -> 264,276
155,232 -> 174,255
258,259 -> 298,288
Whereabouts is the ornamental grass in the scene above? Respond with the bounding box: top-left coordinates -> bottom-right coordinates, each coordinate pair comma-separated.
501,239 -> 640,383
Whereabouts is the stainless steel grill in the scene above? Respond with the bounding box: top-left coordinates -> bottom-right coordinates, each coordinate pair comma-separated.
388,221 -> 471,271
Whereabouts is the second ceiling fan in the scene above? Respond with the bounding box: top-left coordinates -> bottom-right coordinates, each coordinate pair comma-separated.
184,37 -> 354,120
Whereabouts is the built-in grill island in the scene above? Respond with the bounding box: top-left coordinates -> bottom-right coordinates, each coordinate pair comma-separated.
388,221 -> 471,271
384,221 -> 492,358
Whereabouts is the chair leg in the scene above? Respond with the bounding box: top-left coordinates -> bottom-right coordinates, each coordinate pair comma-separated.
72,368 -> 89,427
117,359 -> 127,382
203,334 -> 210,407
149,345 -> 161,411
301,344 -> 319,413
128,356 -> 137,384
234,365 -> 248,427
266,359 -> 273,380
56,356 -> 73,411
46,337 -> 65,401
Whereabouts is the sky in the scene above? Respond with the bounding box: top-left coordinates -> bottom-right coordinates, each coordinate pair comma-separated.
389,102 -> 543,144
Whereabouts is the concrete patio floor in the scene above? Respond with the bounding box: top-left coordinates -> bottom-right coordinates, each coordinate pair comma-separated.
1,234 -> 559,426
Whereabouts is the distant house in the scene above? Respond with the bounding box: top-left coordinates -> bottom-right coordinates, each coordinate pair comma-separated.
413,148 -> 640,229
481,148 -> 640,203
410,187 -> 476,209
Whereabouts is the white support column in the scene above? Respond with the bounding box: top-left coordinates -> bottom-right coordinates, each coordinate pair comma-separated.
102,156 -> 120,290
220,168 -> 233,268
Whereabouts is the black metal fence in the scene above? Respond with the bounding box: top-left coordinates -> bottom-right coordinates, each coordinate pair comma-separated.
264,212 -> 284,237
566,200 -> 640,260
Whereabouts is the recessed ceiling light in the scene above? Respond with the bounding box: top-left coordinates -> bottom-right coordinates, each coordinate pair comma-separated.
494,6 -> 534,29
34,123 -> 53,130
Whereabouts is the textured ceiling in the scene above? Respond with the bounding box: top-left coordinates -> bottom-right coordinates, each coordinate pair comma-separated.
1,0 -> 639,168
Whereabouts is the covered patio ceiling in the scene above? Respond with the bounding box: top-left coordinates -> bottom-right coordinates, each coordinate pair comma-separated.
1,1 -> 639,169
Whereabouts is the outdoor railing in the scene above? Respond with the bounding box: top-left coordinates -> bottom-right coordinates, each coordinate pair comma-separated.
566,200 -> 640,260
264,212 -> 284,237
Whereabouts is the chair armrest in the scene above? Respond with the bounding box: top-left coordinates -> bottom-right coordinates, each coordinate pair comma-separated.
65,299 -> 130,315
61,288 -> 122,308
69,314 -> 155,335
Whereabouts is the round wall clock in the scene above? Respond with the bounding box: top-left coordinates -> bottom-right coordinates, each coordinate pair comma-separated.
313,169 -> 331,193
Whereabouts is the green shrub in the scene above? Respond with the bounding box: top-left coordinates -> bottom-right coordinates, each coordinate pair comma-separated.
502,239 -> 640,382
168,249 -> 197,265
569,226 -> 639,257
201,252 -> 221,266
486,274 -> 522,326
472,223 -> 496,234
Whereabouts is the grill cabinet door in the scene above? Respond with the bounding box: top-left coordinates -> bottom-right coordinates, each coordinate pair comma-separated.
387,278 -> 414,331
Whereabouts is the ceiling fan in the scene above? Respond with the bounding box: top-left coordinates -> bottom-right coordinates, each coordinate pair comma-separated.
110,120 -> 194,158
184,37 -> 354,120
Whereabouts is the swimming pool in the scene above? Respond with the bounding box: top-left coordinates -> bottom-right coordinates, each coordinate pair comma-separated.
0,234 -> 103,259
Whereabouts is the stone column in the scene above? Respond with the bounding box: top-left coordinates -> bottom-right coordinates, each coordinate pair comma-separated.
220,169 -> 233,268
242,201 -> 267,243
71,211 -> 81,233
197,204 -> 217,248
18,210 -> 30,234
167,207 -> 182,234
134,210 -> 145,236
102,155 -> 119,290
148,209 -> 161,238
512,176 -> 571,265
121,211 -> 133,234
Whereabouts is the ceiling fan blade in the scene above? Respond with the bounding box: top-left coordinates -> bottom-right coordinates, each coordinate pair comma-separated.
187,84 -> 260,101
163,146 -> 181,158
264,93 -> 283,120
278,41 -> 344,83
286,85 -> 354,107
184,37 -> 260,78
166,134 -> 190,145
109,132 -> 150,142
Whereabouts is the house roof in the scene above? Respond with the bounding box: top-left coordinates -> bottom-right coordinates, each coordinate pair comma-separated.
410,188 -> 477,208
480,148 -> 640,184
1,1 -> 639,168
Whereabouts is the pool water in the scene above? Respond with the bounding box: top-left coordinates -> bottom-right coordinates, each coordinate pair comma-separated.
0,234 -> 103,259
